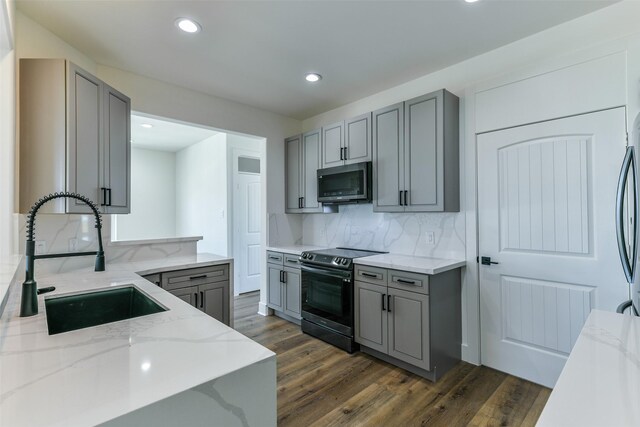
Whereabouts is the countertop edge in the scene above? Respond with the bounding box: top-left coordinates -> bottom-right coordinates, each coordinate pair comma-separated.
108,236 -> 204,246
353,258 -> 466,275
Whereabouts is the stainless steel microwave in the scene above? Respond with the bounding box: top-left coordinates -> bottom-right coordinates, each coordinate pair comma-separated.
317,162 -> 372,204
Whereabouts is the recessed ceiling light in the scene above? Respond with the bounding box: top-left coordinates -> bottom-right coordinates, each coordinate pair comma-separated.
175,18 -> 201,33
465,0 -> 480,3
305,73 -> 322,83
140,123 -> 153,129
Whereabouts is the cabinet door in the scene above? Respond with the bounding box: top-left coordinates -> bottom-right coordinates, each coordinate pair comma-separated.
354,281 -> 388,353
283,267 -> 301,319
302,129 -> 322,211
387,287 -> 430,371
345,113 -> 372,164
321,121 -> 344,168
267,264 -> 284,311
103,84 -> 131,214
372,103 -> 405,212
285,135 -> 302,212
404,91 -> 442,212
67,63 -> 102,213
201,281 -> 230,325
169,285 -> 198,307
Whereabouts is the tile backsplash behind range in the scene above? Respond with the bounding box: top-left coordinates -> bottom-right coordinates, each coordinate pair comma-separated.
301,204 -> 465,259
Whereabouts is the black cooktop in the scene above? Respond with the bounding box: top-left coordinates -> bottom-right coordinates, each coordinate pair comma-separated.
300,247 -> 386,270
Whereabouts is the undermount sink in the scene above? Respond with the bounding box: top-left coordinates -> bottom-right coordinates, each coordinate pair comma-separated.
45,285 -> 167,335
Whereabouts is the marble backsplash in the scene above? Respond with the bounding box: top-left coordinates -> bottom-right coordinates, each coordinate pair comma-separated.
16,214 -> 198,274
267,213 -> 303,247
300,204 -> 465,259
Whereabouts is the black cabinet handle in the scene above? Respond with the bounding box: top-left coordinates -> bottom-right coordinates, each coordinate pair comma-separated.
301,197 -> 304,208
279,270 -> 284,282
396,278 -> 416,285
286,259 -> 298,264
299,197 -> 303,209
381,293 -> 386,311
107,188 -> 112,206
343,147 -> 347,160
340,147 -> 343,160
399,190 -> 403,206
101,187 -> 108,206
404,190 -> 408,206
190,274 -> 207,280
200,291 -> 204,308
194,292 -> 198,307
361,272 -> 379,279
387,295 -> 392,312
268,256 -> 280,260
283,270 -> 287,283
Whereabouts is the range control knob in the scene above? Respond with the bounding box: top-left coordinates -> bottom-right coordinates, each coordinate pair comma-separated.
342,259 -> 349,265
308,254 -> 314,260
334,257 -> 340,264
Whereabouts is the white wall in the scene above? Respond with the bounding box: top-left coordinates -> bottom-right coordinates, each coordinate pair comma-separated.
176,133 -> 228,256
114,147 -> 177,241
0,0 -> 15,260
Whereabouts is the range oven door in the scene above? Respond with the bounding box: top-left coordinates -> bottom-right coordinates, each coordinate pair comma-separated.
301,264 -> 353,336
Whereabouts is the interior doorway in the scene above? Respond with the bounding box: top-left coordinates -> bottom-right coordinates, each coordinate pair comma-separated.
231,147 -> 262,294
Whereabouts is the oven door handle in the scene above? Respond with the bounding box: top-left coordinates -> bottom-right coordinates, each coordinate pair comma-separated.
300,264 -> 352,280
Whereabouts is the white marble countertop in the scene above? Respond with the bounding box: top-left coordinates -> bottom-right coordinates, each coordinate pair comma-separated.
266,244 -> 327,256
108,235 -> 203,246
353,253 -> 466,275
538,310 -> 640,426
0,254 -> 274,427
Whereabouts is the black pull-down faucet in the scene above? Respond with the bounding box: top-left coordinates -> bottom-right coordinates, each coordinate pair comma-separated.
20,192 -> 105,317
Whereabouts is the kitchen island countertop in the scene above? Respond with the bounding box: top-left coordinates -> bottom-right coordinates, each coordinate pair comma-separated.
0,254 -> 275,427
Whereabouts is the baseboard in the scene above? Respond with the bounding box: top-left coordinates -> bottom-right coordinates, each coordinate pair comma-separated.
257,302 -> 272,316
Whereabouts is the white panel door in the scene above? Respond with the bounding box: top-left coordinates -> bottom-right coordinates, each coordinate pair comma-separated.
233,149 -> 261,295
478,108 -> 628,388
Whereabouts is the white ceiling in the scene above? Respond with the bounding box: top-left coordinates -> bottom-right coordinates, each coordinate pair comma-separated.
131,114 -> 218,152
17,0 -> 617,120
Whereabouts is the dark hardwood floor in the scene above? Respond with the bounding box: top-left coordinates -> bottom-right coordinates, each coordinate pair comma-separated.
234,292 -> 551,426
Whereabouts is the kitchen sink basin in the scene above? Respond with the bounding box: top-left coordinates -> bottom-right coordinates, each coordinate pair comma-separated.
45,286 -> 167,335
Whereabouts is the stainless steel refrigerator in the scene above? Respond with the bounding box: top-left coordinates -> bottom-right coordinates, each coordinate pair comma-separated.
618,112 -> 640,315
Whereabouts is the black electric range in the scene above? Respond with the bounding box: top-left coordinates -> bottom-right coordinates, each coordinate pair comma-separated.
299,247 -> 385,353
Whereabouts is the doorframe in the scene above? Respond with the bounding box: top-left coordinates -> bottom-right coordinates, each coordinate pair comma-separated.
463,41 -> 632,366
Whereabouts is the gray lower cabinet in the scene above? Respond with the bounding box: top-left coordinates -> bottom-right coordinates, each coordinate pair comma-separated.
285,131 -> 323,213
19,58 -> 131,214
266,251 -> 302,321
321,113 -> 372,169
140,264 -> 230,326
373,89 -> 459,213
354,264 -> 460,381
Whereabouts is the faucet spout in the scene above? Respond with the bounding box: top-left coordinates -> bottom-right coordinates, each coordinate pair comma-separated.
20,192 -> 105,317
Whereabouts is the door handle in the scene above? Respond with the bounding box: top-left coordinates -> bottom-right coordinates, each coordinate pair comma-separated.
100,187 -> 107,206
343,147 -> 347,160
381,293 -> 386,311
480,256 -> 499,266
340,147 -> 344,160
279,270 -> 284,282
399,190 -> 403,206
200,291 -> 204,308
283,271 -> 287,283
194,292 -> 198,307
107,188 -> 112,206
404,190 -> 408,206
616,146 -> 637,283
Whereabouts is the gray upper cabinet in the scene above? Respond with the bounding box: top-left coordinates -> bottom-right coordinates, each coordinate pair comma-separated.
19,59 -> 131,214
321,113 -> 372,169
373,89 -> 459,213
285,130 -> 323,213
321,121 -> 344,168
372,103 -> 405,213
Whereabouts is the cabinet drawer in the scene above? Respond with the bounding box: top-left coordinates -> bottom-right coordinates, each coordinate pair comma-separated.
388,270 -> 429,295
161,265 -> 229,291
355,265 -> 387,285
266,251 -> 284,265
283,253 -> 301,267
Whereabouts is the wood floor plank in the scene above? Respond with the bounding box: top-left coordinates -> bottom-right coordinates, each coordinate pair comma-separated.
233,293 -> 551,427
